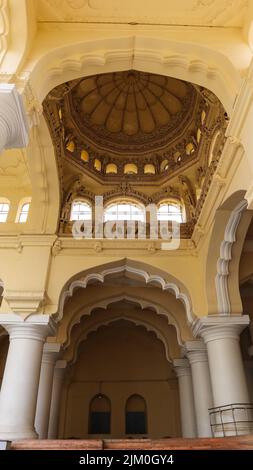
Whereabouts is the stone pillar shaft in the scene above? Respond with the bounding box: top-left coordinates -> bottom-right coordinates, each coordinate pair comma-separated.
186,341 -> 213,437
48,360 -> 67,439
0,315 -> 55,440
173,359 -> 197,437
35,343 -> 61,439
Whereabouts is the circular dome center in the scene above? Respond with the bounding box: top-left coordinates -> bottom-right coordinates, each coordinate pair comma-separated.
70,71 -> 196,154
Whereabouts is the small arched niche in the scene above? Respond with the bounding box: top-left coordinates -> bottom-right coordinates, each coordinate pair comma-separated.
89,394 -> 111,435
125,394 -> 147,435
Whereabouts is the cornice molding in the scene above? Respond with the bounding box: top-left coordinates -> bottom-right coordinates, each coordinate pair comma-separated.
0,235 -> 57,251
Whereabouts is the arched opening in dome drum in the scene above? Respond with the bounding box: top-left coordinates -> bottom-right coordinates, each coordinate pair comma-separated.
144,164 -> 156,175
106,163 -> 118,174
124,163 -> 138,175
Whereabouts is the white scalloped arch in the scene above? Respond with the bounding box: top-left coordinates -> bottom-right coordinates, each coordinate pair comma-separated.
58,261 -> 194,324
28,36 -> 240,113
216,199 -> 248,314
63,293 -> 184,348
68,316 -> 175,365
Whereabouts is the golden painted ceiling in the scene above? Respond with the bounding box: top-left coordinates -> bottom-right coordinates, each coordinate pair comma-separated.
43,70 -> 227,236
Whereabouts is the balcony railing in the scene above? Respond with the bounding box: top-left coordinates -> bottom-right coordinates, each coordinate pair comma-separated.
209,403 -> 253,437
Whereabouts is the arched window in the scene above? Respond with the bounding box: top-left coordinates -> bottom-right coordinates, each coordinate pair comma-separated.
0,199 -> 10,223
18,203 -> 30,223
104,201 -> 145,222
89,394 -> 111,435
157,202 -> 183,223
70,201 -> 92,221
15,198 -> 32,224
125,394 -> 147,435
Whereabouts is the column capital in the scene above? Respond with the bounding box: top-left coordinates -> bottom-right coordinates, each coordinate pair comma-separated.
192,315 -> 250,343
0,84 -> 29,153
42,343 -> 61,365
0,314 -> 57,342
184,340 -> 208,364
173,358 -> 191,377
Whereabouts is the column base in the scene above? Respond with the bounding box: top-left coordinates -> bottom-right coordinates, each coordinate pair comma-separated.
0,427 -> 38,441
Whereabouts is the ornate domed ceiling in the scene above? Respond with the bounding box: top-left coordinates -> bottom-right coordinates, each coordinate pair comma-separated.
69,71 -> 195,153
44,70 -> 224,184
43,70 -> 227,237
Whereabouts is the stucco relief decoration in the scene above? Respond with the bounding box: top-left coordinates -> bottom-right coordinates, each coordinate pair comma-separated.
0,0 -> 9,66
39,0 -> 247,26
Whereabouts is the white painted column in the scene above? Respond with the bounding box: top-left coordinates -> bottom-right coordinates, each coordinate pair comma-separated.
35,343 -> 61,439
0,315 -> 55,440
194,316 -> 251,436
0,84 -> 28,154
173,358 -> 197,437
185,341 -> 213,437
48,360 -> 67,439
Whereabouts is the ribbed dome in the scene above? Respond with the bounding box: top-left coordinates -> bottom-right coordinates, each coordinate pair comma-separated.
74,71 -> 188,135
70,71 -> 195,153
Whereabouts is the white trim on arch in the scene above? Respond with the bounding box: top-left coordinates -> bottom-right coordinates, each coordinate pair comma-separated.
57,262 -> 194,324
215,199 -> 248,314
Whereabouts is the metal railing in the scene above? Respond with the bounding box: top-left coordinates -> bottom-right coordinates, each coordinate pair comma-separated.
209,403 -> 253,437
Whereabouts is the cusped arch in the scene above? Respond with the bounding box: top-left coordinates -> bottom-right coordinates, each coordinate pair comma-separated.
57,259 -> 194,324
27,36 -> 240,114
68,317 -> 175,366
61,293 -> 185,350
